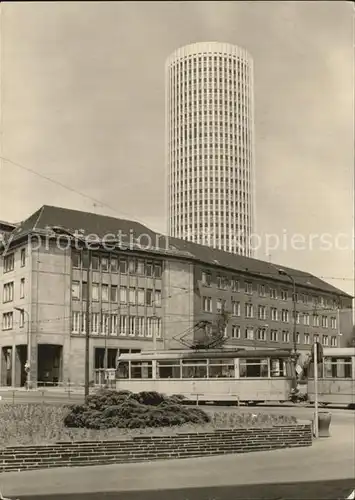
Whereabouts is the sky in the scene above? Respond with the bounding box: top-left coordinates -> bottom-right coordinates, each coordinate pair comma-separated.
0,1 -> 354,297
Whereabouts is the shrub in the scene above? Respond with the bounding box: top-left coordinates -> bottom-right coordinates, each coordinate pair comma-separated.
64,389 -> 211,430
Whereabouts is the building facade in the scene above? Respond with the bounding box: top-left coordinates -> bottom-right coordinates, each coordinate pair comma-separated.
0,205 -> 352,387
166,42 -> 255,257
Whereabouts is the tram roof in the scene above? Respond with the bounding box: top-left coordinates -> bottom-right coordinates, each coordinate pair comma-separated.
322,347 -> 355,357
117,348 -> 292,361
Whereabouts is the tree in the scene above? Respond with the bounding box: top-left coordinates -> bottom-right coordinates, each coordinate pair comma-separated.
193,307 -> 230,349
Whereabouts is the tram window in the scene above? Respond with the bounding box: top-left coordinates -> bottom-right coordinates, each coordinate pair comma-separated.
324,357 -> 352,379
182,359 -> 207,378
208,359 -> 235,378
270,359 -> 286,377
239,359 -> 269,378
117,362 -> 129,379
157,361 -> 181,379
130,361 -> 152,379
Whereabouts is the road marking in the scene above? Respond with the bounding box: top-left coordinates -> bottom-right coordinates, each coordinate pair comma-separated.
347,489 -> 355,499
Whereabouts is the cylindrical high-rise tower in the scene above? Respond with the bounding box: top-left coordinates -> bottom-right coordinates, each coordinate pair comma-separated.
165,42 -> 256,256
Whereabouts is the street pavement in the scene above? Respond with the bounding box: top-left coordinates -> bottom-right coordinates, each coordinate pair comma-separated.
0,398 -> 353,500
12,480 -> 355,500
0,408 -> 353,499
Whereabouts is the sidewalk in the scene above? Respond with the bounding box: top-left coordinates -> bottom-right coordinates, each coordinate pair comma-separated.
0,424 -> 353,498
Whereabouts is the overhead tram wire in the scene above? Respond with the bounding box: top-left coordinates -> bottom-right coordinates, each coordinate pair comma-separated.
0,155 -> 166,234
1,157 -> 354,280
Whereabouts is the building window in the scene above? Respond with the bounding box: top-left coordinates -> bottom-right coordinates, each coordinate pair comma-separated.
245,303 -> 254,318
20,248 -> 26,267
102,313 -> 110,335
82,282 -> 88,301
281,289 -> 288,301
282,330 -> 290,343
137,260 -> 145,276
119,259 -> 127,274
92,313 -> 99,334
137,288 -> 145,306
331,317 -> 337,329
216,298 -> 226,313
154,263 -> 162,278
110,257 -> 118,273
81,313 -> 86,335
20,278 -> 25,299
330,336 -> 337,347
322,316 -> 328,328
3,282 -> 14,303
146,289 -> 153,306
270,330 -> 278,342
258,305 -> 267,320
156,317 -> 162,338
92,255 -> 100,271
296,332 -> 300,344
203,296 -> 212,312
71,312 -> 80,333
146,262 -> 153,277
322,335 -> 329,346
129,287 -> 136,305
303,313 -> 310,326
2,312 -> 13,330
231,279 -> 240,292
258,284 -> 266,297
120,286 -> 127,304
271,308 -> 278,321
110,314 -> 118,335
231,325 -> 240,339
71,251 -> 81,269
313,314 -> 320,327
201,271 -> 212,286
245,327 -> 254,340
110,285 -> 118,303
232,301 -> 240,316
292,311 -> 300,324
128,259 -> 136,274
92,283 -> 99,301
102,284 -> 109,302
270,288 -> 277,299
19,309 -> 25,328
3,254 -> 14,273
120,315 -> 127,336
304,333 -> 310,345
223,326 -> 228,338
257,328 -> 267,341
281,309 -> 289,322
314,334 -> 319,343
146,317 -> 153,337
217,276 -> 228,289
245,281 -> 253,294
154,289 -> 161,307
137,316 -> 145,337
71,281 -> 80,300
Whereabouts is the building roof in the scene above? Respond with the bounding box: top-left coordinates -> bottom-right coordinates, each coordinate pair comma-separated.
0,220 -> 17,232
4,204 -> 353,299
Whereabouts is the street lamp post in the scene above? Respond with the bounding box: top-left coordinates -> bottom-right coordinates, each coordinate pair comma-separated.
277,269 -> 298,394
14,307 -> 30,390
277,269 -> 297,355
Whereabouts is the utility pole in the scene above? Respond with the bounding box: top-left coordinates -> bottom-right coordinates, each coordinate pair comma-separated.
277,269 -> 298,393
84,249 -> 91,401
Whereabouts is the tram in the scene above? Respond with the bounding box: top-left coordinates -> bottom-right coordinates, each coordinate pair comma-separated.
306,347 -> 355,407
116,348 -> 295,404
